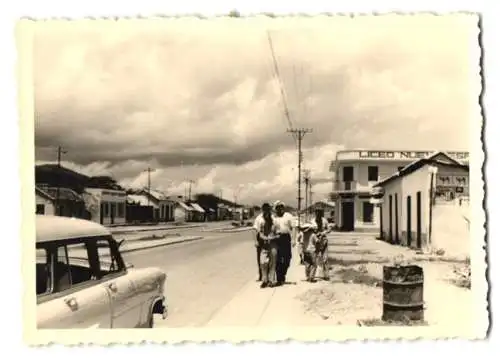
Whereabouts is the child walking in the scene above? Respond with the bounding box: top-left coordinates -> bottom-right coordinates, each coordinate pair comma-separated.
297,223 -> 319,282
311,209 -> 331,281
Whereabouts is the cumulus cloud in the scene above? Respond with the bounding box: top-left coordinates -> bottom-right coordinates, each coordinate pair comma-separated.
32,15 -> 479,205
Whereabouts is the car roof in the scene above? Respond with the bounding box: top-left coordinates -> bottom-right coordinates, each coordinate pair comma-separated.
36,215 -> 112,243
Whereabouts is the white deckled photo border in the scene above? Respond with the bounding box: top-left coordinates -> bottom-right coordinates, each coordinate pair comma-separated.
5,0 -> 494,350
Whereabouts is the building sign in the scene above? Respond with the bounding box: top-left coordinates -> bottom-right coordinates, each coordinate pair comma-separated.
435,174 -> 469,199
358,150 -> 469,161
436,174 -> 468,188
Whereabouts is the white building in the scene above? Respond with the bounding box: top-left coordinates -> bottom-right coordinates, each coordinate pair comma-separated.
373,151 -> 469,252
329,149 -> 469,231
35,186 -> 55,216
84,188 -> 127,226
139,189 -> 175,222
190,202 -> 206,222
174,201 -> 194,222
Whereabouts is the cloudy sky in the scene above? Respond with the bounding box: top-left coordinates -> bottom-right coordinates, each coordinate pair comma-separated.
33,14 -> 479,205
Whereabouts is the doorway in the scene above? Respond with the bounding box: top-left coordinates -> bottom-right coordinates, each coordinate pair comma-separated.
406,195 -> 412,247
110,203 -> 115,225
362,202 -> 374,223
389,195 -> 393,242
100,203 -> 104,225
341,201 -> 355,231
395,193 -> 399,244
379,204 -> 384,240
416,191 -> 422,249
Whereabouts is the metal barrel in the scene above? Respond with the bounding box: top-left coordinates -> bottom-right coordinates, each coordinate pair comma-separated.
382,265 -> 424,322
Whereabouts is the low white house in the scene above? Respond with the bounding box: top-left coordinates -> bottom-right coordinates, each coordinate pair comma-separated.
190,202 -> 206,222
84,188 -> 127,226
143,189 -> 175,222
373,151 -> 469,251
174,201 -> 194,222
35,186 -> 55,216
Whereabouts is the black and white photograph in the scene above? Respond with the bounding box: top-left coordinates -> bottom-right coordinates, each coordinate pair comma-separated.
18,13 -> 487,343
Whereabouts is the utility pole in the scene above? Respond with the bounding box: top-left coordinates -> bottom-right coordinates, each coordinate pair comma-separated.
143,167 -> 155,207
309,181 -> 313,215
187,179 -> 195,202
287,128 -> 312,227
56,146 -> 67,216
233,186 -> 242,221
303,169 -> 310,221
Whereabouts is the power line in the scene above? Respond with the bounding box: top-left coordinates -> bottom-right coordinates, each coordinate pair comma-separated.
267,31 -> 297,145
287,128 -> 312,227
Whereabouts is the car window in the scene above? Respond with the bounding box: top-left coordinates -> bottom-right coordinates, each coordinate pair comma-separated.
36,248 -> 51,295
54,242 -> 95,293
95,239 -> 123,276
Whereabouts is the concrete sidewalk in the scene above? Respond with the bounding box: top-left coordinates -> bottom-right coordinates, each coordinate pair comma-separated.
205,254 -> 330,327
205,232 -> 475,329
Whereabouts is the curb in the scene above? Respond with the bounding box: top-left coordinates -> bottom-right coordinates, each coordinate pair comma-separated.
204,227 -> 254,233
110,224 -> 204,234
120,236 -> 204,254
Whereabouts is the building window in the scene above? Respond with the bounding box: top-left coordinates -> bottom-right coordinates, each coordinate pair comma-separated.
362,202 -> 374,223
342,166 -> 354,182
368,166 -> 379,182
103,202 -> 109,217
36,204 -> 45,214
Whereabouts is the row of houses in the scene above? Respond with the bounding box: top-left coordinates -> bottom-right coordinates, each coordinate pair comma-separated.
35,184 -> 232,226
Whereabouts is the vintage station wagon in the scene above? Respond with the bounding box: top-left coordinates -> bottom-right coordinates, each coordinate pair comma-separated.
36,215 -> 168,328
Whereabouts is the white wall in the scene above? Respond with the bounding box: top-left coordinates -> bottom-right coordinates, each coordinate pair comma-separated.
399,165 -> 432,248
85,188 -> 127,225
380,178 -> 403,242
379,162 -> 468,250
35,194 -> 55,215
174,206 -> 188,222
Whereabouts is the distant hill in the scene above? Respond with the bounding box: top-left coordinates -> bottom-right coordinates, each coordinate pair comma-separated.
35,164 -> 125,193
194,193 -> 244,211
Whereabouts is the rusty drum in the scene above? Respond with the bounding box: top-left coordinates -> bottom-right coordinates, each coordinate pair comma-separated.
382,265 -> 424,322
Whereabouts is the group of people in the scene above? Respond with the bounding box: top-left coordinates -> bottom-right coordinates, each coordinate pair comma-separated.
253,200 -> 331,288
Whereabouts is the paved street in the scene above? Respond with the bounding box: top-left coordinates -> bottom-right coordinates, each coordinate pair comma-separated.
122,228 -> 257,328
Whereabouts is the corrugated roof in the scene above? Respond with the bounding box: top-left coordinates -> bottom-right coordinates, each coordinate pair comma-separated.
35,186 -> 55,201
190,203 -> 205,213
177,201 -> 194,211
144,188 -> 171,201
127,194 -> 151,206
44,187 -> 83,202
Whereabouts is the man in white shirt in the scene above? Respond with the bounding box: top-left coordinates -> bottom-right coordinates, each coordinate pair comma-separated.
273,200 -> 296,285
